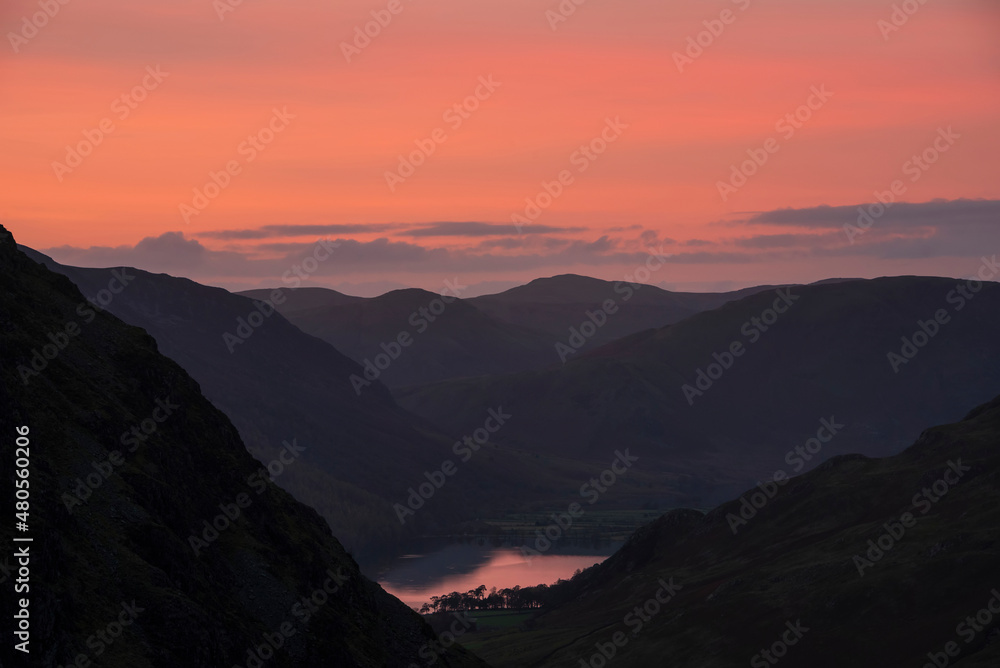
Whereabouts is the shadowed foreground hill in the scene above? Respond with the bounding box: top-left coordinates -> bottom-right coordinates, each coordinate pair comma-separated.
471,395 -> 1000,667
0,225 -> 488,668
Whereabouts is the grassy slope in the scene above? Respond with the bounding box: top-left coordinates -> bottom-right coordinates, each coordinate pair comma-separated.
469,395 -> 1000,667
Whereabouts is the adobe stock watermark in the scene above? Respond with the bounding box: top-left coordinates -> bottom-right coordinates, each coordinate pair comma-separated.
7,0 -> 72,53
394,407 -> 510,524
877,0 -> 931,41
385,75 -> 501,193
672,0 -> 752,73
234,567 -> 350,668
556,245 -> 672,363
179,106 -> 295,224
349,277 -> 467,395
512,117 -> 629,234
886,256 -> 998,373
921,588 -> 1000,668
716,85 -> 833,202
213,0 -> 251,21
681,288 -> 799,405
844,127 -> 960,243
61,397 -> 180,512
51,66 -> 170,183
521,449 -> 639,561
545,0 -> 589,31
750,620 -> 810,667
852,459 -> 970,577
340,0 -> 417,63
17,268 -> 136,386
576,578 -> 681,667
727,417 -> 845,534
222,237 -> 340,353
188,439 -> 306,556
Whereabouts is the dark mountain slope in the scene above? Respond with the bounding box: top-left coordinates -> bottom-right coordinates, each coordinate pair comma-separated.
240,286 -> 557,388
241,286 -> 364,313
18,248 -> 498,560
399,277 -> 1000,503
472,394 -> 1000,667
466,273 -> 781,352
238,276 -> 780,388
22,249 -> 640,560
0,225 -> 489,668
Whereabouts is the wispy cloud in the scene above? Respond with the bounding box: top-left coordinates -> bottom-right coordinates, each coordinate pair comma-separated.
745,199 -> 1000,229
35,197 -> 1000,293
42,231 -> 656,277
197,221 -> 588,241
402,222 -> 586,237
732,199 -> 1000,259
197,224 -> 403,240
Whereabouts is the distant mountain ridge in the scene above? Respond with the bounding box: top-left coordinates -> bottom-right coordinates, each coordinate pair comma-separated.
241,274 -> 780,387
241,284 -> 556,387
398,276 -> 1000,504
241,286 -> 365,313
467,274 -> 783,347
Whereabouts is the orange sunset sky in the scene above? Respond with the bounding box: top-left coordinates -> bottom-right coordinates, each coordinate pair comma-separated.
2,0 -> 998,295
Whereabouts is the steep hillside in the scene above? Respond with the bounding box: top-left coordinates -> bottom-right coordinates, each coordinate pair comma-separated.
400,277 -> 1000,503
0,224 -> 489,668
22,250 -> 652,560
19,249 -> 503,560
470,394 -> 1000,667
240,287 -> 556,387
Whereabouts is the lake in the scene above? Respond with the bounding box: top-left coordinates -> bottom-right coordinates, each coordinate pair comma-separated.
376,539 -> 621,610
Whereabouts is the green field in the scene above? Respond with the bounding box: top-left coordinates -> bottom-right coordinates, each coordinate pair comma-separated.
454,610 -> 539,655
468,610 -> 535,631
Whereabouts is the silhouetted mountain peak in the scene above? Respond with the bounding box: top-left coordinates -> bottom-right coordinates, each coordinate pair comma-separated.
374,286 -> 461,306
486,273 -> 632,302
239,286 -> 362,311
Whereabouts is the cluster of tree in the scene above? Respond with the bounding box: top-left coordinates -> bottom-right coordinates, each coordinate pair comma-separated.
418,578 -> 579,615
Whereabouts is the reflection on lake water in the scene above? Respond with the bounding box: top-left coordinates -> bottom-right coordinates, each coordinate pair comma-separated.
377,540 -> 621,610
